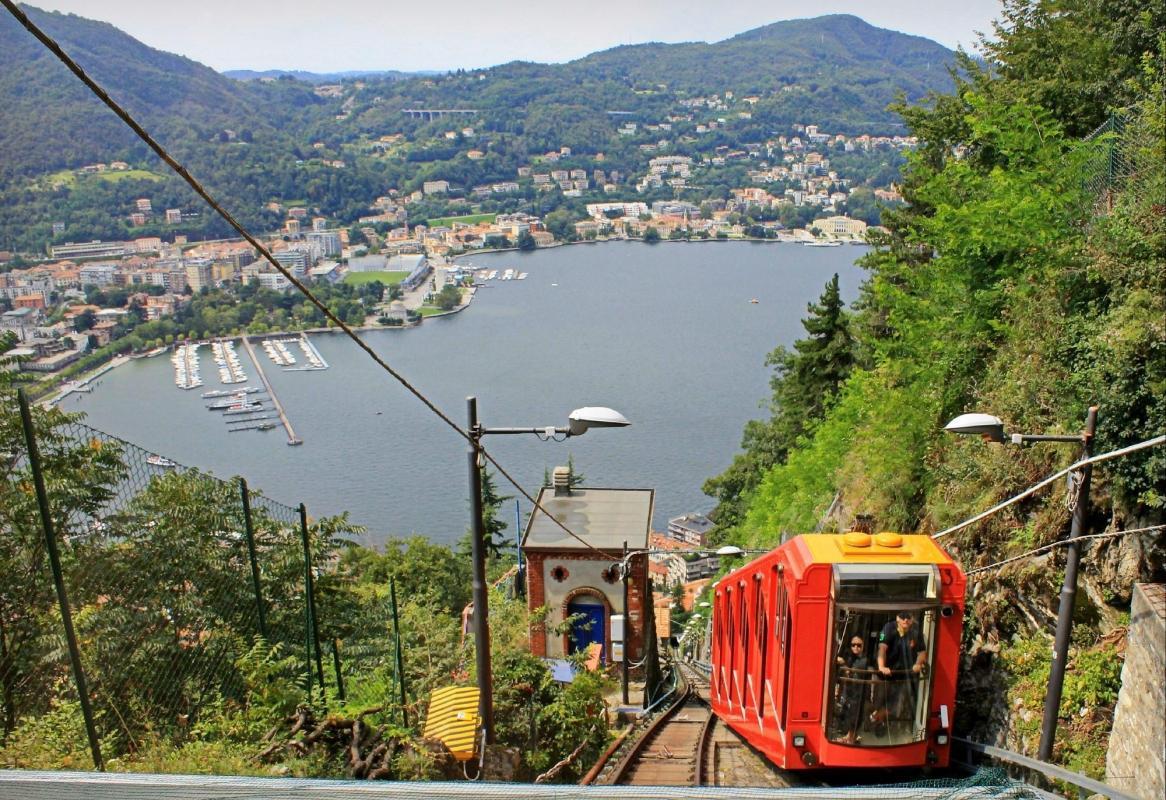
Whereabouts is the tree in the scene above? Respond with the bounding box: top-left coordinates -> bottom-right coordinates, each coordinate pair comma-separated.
981,0 -> 1165,137
643,226 -> 661,243
72,310 -> 96,332
516,230 -> 536,250
704,274 -> 854,528
0,401 -> 125,741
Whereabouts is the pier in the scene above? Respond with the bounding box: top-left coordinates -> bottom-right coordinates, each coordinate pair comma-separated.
241,336 -> 302,446
286,333 -> 328,371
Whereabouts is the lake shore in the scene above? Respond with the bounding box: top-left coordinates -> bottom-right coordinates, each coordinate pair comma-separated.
41,236 -> 866,406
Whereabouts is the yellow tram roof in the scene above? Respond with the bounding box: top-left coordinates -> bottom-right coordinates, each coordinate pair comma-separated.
796,532 -> 955,565
422,686 -> 480,762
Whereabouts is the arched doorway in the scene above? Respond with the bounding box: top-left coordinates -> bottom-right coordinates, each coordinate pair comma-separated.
566,595 -> 607,662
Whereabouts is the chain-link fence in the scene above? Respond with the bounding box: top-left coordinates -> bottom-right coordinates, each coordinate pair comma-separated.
1,392 -> 347,769
1081,112 -> 1132,210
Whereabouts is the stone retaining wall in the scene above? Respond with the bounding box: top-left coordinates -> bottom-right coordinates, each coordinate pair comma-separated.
1105,582 -> 1165,800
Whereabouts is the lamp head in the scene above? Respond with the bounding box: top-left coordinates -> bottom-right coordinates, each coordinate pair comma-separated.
944,412 -> 1006,443
568,406 -> 630,437
715,545 -> 745,557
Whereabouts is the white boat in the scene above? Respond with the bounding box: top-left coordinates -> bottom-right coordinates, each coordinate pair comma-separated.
517,272 -> 528,280
146,454 -> 177,468
502,269 -> 515,280
486,270 -> 498,280
803,240 -> 842,247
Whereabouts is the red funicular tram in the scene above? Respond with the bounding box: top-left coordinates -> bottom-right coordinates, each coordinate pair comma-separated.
709,532 -> 966,770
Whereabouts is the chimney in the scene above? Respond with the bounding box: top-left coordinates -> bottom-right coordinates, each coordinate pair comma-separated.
851,514 -> 874,534
552,466 -> 571,497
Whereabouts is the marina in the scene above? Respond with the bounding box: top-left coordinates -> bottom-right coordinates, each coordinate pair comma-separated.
211,340 -> 249,384
241,335 -> 303,446
261,334 -> 329,371
171,342 -> 202,389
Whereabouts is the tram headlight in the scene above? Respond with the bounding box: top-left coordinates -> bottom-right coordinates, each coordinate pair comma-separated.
792,732 -> 806,748
936,732 -> 949,746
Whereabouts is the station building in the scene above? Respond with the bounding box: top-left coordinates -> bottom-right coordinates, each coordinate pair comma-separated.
521,467 -> 653,667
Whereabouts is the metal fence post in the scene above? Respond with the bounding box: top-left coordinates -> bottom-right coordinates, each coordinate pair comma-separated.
390,577 -> 408,727
298,504 -> 325,699
621,540 -> 630,705
238,478 -> 269,640
330,639 -> 345,703
16,390 -> 103,771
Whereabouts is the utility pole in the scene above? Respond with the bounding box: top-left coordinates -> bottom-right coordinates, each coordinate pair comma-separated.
1038,407 -> 1097,762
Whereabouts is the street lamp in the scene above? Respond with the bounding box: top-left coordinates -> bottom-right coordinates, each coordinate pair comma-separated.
944,406 -> 1097,763
466,397 -> 629,745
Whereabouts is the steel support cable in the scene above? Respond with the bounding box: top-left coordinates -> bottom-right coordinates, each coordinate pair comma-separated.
1,1 -> 608,558
964,525 -> 1166,576
932,434 -> 1165,540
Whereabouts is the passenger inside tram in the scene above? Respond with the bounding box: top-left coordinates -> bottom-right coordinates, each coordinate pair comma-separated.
828,608 -> 934,746
833,636 -> 870,744
872,611 -> 928,732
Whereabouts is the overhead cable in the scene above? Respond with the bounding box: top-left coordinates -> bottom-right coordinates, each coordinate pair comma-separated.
932,435 -> 1165,540
964,525 -> 1166,576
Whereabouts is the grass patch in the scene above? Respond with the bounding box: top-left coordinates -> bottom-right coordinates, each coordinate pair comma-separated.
425,213 -> 496,228
416,306 -> 448,316
42,168 -> 165,188
344,270 -> 410,286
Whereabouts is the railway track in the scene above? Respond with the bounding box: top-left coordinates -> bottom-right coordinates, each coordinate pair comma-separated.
590,662 -> 799,788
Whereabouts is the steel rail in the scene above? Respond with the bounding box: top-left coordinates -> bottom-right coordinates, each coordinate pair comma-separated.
598,668 -> 696,785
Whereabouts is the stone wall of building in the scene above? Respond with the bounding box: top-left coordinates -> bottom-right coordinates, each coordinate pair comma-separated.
1105,582 -> 1165,800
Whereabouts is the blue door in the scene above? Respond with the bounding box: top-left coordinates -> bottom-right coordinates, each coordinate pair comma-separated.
567,599 -> 606,661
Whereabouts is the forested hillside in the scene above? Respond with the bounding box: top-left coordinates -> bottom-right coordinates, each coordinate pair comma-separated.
705,0 -> 1164,776
0,7 -> 957,253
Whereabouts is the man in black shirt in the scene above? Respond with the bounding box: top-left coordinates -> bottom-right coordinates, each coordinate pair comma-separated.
871,611 -> 927,727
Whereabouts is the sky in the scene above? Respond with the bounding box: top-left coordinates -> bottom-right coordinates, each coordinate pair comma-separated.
27,1 -> 1004,74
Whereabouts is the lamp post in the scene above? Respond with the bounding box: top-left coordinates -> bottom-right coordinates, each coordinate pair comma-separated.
944,406 -> 1098,762
466,397 -> 629,745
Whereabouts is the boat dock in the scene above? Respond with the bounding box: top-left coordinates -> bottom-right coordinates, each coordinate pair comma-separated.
241,336 -> 302,446
228,421 -> 277,432
291,334 -> 328,371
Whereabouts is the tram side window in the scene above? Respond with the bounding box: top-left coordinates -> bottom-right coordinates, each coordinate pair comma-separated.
826,607 -> 936,747
776,579 -> 791,730
756,584 -> 769,723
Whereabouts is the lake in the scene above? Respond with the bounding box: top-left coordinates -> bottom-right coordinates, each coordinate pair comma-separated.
71,240 -> 868,547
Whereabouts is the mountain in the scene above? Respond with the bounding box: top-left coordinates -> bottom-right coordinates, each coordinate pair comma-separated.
576,15 -> 954,99
223,69 -> 435,84
338,15 -> 958,140
0,5 -> 325,181
1,8 -> 959,182
0,7 -> 960,250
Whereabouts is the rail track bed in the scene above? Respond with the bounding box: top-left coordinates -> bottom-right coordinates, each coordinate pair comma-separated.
593,663 -> 801,788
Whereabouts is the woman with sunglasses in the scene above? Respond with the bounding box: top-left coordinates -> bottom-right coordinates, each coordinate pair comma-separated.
834,636 -> 870,744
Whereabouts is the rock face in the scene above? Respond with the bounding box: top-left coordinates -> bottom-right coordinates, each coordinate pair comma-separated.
1105,583 -> 1165,800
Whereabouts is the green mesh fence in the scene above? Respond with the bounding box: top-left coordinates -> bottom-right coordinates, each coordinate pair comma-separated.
1080,113 -> 1132,208
0,406 -> 337,761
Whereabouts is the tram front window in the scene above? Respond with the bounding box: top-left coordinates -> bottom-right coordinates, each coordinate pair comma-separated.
827,565 -> 937,747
